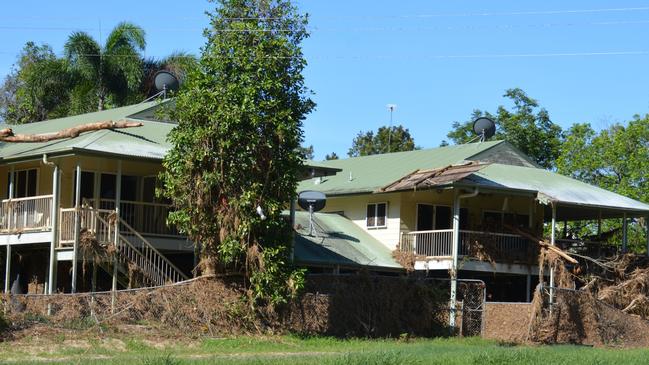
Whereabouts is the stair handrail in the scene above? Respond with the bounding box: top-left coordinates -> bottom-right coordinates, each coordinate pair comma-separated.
87,208 -> 188,284
115,215 -> 189,282
78,205 -> 186,286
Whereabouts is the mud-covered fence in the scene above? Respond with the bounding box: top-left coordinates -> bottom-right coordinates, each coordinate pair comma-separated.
0,275 -> 486,338
287,275 -> 485,337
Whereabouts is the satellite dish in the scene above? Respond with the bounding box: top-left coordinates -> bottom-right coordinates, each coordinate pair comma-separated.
472,117 -> 496,142
153,70 -> 180,97
298,190 -> 327,236
298,191 -> 326,212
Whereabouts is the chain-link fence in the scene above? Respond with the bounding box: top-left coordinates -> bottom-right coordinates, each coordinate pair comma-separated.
457,279 -> 486,336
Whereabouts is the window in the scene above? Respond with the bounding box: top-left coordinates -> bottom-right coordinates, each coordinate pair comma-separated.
7,169 -> 37,198
416,204 -> 470,231
366,202 -> 387,228
483,211 -> 530,232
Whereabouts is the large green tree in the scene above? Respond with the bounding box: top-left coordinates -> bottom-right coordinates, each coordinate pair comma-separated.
160,0 -> 312,304
0,42 -> 73,123
348,125 -> 417,157
557,117 -> 649,249
64,22 -> 146,111
446,88 -> 563,169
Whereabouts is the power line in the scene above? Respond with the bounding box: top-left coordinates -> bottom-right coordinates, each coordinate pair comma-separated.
0,50 -> 646,60
1,19 -> 649,33
0,6 -> 648,21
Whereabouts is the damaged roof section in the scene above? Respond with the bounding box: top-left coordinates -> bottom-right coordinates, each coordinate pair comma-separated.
378,161 -> 490,193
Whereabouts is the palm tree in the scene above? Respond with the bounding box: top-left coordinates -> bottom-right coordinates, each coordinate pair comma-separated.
64,22 -> 145,111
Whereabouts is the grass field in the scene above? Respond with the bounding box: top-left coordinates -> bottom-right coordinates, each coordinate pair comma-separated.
2,334 -> 649,364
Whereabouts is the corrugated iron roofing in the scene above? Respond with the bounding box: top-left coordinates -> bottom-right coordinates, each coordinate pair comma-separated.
466,164 -> 649,214
293,211 -> 402,270
297,141 -> 505,195
0,101 -> 173,161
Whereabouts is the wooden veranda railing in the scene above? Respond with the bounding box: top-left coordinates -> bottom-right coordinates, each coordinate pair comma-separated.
0,195 -> 53,232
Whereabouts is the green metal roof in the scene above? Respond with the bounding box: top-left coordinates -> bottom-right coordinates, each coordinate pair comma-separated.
297,140 -> 505,195
0,101 -> 173,162
465,164 -> 649,216
293,211 -> 402,270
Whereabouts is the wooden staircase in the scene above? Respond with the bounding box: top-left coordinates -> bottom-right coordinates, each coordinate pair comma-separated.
78,207 -> 188,287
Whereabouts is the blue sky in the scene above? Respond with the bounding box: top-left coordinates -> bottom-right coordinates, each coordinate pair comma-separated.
1,1 -> 648,159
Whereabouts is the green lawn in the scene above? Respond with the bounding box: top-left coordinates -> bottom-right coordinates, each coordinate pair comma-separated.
2,335 -> 649,364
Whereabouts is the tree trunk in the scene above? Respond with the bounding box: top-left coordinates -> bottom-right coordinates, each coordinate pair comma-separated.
0,120 -> 143,143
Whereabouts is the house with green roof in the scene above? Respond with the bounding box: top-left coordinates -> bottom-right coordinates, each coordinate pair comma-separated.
0,100 -> 381,295
298,140 -> 649,301
0,100 -> 647,303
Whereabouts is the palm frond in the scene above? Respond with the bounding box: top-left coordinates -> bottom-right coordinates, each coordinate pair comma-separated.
105,21 -> 146,54
64,31 -> 101,80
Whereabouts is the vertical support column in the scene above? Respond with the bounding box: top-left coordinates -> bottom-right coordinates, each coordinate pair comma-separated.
47,164 -> 60,294
549,203 -> 557,304
5,166 -> 14,294
528,199 -> 534,229
8,166 -> 14,231
622,213 -> 628,254
4,245 -> 10,293
111,161 -> 122,311
71,164 -> 81,293
526,274 -> 532,303
449,190 -> 460,330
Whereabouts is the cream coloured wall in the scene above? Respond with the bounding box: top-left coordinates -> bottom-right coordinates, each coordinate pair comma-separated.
317,192 -> 403,251
316,188 -> 545,251
401,189 -> 544,235
0,155 -> 163,206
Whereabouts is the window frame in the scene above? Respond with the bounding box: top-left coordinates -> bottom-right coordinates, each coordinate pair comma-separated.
366,202 -> 388,229
8,168 -> 39,198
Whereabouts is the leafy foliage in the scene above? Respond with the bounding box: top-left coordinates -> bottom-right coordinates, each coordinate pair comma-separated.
160,0 -> 312,304
348,125 -> 418,157
557,117 -> 649,249
0,26 -> 198,123
0,42 -> 74,123
325,152 -> 339,160
64,22 -> 146,111
297,144 -> 314,160
446,88 -> 563,169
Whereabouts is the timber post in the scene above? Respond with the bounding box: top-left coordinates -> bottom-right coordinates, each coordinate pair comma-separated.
111,160 -> 122,313
71,164 -> 81,293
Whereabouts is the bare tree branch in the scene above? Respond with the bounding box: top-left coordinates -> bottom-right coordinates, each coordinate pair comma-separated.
0,120 -> 143,143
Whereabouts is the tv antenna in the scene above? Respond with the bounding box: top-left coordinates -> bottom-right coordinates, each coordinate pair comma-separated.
297,190 -> 327,236
386,104 -> 397,153
472,117 -> 496,142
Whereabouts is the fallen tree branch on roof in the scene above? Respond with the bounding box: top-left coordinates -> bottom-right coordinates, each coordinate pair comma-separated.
0,120 -> 143,143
